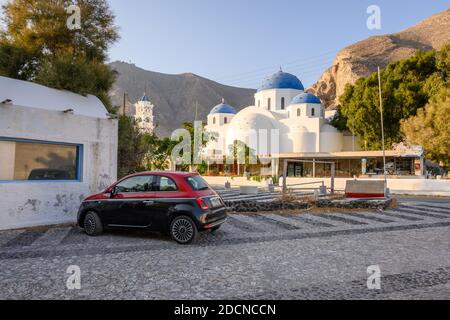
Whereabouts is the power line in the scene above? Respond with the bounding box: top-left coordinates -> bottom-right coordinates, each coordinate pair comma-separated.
213,49 -> 339,82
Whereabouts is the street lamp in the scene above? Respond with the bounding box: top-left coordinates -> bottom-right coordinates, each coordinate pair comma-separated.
378,67 -> 387,191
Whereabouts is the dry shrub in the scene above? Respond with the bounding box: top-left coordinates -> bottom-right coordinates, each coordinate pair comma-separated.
389,197 -> 399,209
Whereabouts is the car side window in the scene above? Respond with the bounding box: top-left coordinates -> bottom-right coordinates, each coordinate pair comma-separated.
115,175 -> 154,193
157,176 -> 178,192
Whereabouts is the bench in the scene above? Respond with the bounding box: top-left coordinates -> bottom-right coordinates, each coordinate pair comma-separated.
345,180 -> 386,198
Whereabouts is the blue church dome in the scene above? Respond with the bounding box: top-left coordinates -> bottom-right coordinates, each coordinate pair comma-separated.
290,93 -> 321,105
258,70 -> 304,92
139,94 -> 151,102
210,100 -> 237,115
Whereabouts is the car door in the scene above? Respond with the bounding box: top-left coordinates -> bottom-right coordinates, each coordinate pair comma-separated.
106,175 -> 155,227
150,175 -> 188,230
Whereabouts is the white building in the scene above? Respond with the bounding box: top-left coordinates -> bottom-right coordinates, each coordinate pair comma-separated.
120,93 -> 155,134
205,70 -> 350,156
204,70 -> 425,178
0,76 -> 118,230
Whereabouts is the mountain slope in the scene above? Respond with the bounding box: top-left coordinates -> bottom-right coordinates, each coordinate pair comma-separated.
310,8 -> 450,109
109,61 -> 255,136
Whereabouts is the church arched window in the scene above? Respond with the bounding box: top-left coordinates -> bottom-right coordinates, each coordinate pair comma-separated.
311,108 -> 315,116
258,100 -> 261,107
224,117 -> 228,124
268,98 -> 271,110
297,109 -> 301,117
281,97 -> 285,110
213,117 -> 216,125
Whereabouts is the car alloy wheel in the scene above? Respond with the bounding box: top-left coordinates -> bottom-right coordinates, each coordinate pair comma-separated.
85,215 -> 96,234
171,216 -> 197,244
84,212 -> 103,236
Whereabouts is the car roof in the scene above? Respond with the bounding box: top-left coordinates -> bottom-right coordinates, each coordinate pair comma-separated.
126,171 -> 199,178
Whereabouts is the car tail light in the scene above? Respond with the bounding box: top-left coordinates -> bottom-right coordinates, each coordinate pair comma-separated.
196,198 -> 209,210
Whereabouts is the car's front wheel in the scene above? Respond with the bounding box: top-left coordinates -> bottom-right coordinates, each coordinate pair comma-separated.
83,211 -> 103,236
170,215 -> 198,244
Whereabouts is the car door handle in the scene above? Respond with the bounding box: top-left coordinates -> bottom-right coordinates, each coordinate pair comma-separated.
143,200 -> 154,205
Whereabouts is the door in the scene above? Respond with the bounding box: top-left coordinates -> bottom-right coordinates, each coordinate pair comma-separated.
106,175 -> 156,227
150,175 -> 187,230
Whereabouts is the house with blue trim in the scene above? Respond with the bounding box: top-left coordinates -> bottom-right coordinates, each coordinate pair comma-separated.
0,76 -> 118,230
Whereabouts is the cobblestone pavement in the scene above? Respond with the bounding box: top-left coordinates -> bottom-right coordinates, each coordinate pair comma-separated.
0,199 -> 449,300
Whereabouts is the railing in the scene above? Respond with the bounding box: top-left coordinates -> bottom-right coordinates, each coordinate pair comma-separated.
282,159 -> 336,195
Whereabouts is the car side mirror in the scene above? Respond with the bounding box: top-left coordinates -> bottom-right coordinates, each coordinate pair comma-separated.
110,186 -> 118,198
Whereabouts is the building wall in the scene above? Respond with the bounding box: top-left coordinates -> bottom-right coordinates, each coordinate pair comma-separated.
254,88 -> 302,111
0,105 -> 118,230
134,101 -> 155,134
203,176 -> 450,197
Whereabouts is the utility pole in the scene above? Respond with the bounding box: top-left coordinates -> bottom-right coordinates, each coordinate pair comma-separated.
122,92 -> 127,116
378,66 -> 387,187
194,100 -> 198,122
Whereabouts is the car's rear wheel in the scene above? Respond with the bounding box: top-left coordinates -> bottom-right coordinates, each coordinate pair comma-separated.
170,215 -> 198,244
83,211 -> 103,236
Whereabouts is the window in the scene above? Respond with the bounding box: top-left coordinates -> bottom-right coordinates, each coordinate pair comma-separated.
224,117 -> 228,124
0,138 -> 82,182
116,175 -> 154,193
311,108 -> 315,116
281,97 -> 285,110
158,176 -> 178,192
185,175 -> 211,191
258,100 -> 261,107
213,117 -> 216,125
297,109 -> 301,117
268,98 -> 271,110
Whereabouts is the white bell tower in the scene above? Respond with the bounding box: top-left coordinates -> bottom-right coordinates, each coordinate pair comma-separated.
134,93 -> 155,134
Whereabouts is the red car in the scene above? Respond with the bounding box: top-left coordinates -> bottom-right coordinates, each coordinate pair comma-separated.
77,172 -> 228,244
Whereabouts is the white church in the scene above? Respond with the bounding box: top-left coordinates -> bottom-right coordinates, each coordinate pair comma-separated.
121,93 -> 155,134
203,70 -> 425,178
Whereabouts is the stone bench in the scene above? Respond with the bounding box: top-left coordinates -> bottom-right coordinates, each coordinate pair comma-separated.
240,186 -> 259,195
345,180 -> 386,198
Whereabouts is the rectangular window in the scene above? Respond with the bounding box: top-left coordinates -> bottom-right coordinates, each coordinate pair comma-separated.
0,138 -> 82,182
185,175 -> 211,191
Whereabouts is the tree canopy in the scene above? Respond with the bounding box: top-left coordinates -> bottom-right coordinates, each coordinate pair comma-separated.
401,87 -> 450,167
0,0 -> 119,110
332,43 -> 449,151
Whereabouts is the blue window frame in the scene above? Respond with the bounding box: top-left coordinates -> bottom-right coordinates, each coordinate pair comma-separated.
0,137 -> 83,183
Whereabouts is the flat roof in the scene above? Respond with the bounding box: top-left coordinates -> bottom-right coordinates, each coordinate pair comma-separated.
275,150 -> 423,158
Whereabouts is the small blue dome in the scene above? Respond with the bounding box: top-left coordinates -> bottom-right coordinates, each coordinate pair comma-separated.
290,93 -> 321,105
140,94 -> 151,102
258,70 -> 304,92
210,102 -> 236,115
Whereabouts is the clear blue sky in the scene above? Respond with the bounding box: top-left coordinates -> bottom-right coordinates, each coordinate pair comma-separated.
1,0 -> 448,88
107,0 -> 449,88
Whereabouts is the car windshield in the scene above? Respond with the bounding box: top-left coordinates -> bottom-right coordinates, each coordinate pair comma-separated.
185,175 -> 211,191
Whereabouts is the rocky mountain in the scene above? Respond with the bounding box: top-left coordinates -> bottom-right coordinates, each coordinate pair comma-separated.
310,8 -> 450,109
109,61 -> 255,137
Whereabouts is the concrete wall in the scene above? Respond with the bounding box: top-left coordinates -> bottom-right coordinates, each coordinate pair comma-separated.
204,176 -> 450,197
0,105 -> 118,230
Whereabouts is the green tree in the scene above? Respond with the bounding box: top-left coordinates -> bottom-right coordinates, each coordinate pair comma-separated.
228,140 -> 257,174
0,0 -> 118,110
333,44 -> 449,150
142,135 -> 177,171
117,116 -> 147,178
401,87 -> 450,167
173,122 -> 212,171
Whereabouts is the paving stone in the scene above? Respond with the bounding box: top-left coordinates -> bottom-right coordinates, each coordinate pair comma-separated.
0,198 -> 448,299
